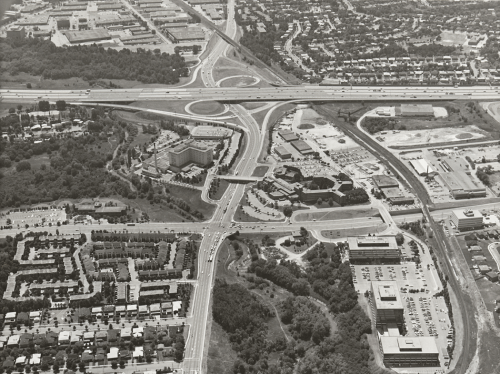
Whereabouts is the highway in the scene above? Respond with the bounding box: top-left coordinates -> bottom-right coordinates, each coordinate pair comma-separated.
0,1 -> 490,372
2,85 -> 500,104
315,104 -> 476,374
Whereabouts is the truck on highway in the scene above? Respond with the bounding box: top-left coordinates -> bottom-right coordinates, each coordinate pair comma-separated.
208,254 -> 213,262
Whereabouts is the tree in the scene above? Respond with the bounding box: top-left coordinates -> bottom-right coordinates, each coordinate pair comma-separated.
328,198 -> 334,207
55,100 -> 66,112
283,206 -> 293,217
395,232 -> 404,245
316,198 -> 323,205
38,101 -> 50,112
26,83 -> 32,89
192,45 -> 200,55
52,364 -> 59,374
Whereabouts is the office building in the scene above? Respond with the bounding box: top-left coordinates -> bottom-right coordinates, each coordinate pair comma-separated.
348,236 -> 400,263
379,337 -> 440,367
371,281 -> 404,327
451,209 -> 483,231
169,139 -> 213,172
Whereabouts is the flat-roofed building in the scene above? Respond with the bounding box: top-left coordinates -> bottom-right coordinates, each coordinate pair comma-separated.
291,140 -> 314,155
440,171 -> 486,199
451,209 -> 483,231
169,139 -> 213,172
165,26 -> 205,43
116,283 -> 127,303
6,26 -> 25,40
371,281 -> 404,327
58,331 -> 71,345
63,29 -> 111,44
379,336 -> 439,367
275,145 -> 292,159
278,130 -> 299,142
348,236 -> 400,263
399,104 -> 435,117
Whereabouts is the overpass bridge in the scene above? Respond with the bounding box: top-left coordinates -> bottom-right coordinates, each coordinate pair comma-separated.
2,86 -> 500,104
216,175 -> 263,183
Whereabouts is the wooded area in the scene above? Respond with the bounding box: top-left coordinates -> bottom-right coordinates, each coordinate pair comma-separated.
216,236 -> 373,374
0,38 -> 188,84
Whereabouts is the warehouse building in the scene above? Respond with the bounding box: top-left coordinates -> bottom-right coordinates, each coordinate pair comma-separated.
291,140 -> 314,155
399,104 -> 435,117
372,175 -> 399,189
451,209 -> 483,231
348,236 -> 400,263
169,139 -> 213,172
371,281 -> 404,327
165,26 -> 205,43
379,337 -> 440,367
63,29 -> 112,44
409,158 -> 435,176
439,171 -> 486,199
275,146 -> 292,159
278,130 -> 299,142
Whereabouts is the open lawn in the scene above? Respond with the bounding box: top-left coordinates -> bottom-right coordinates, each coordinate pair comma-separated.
128,126 -> 156,149
189,101 -> 226,115
119,197 -> 187,222
211,179 -> 230,201
255,103 -> 297,162
220,76 -> 258,88
0,72 -> 192,90
167,185 -> 216,220
251,165 -> 269,177
131,100 -> 190,115
295,207 -> 378,222
206,322 -> 239,374
240,102 -> 268,111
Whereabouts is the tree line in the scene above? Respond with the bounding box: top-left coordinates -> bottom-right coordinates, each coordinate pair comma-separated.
1,38 -> 188,84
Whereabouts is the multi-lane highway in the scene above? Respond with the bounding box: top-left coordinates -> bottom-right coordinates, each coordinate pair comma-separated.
2,85 -> 500,104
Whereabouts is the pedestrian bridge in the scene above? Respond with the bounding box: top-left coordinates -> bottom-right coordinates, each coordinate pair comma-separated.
217,175 -> 263,183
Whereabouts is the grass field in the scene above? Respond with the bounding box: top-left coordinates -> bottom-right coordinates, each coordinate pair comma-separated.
131,100 -> 190,115
251,165 -> 269,177
118,197 -> 187,222
0,72 -> 192,90
240,102 -> 268,111
189,101 -> 225,115
168,185 -> 216,220
295,207 -> 378,222
255,103 -> 297,162
220,76 -> 257,88
211,179 -> 230,201
298,123 -> 315,130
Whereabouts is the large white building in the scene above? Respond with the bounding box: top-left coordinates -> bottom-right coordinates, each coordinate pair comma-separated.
451,209 -> 483,231
409,158 -> 435,176
371,281 -> 404,327
379,336 -> 440,367
348,236 -> 400,263
168,139 -> 213,172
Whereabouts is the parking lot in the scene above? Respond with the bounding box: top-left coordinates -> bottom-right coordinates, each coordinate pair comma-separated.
351,242 -> 452,371
0,208 -> 67,228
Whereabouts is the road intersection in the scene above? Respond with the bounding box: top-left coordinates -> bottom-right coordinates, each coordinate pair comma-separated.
1,1 -> 498,373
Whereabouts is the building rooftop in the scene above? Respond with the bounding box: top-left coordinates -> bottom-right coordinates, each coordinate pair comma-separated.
453,209 -> 482,219
348,236 -> 398,250
372,281 -> 403,310
380,336 -> 439,354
